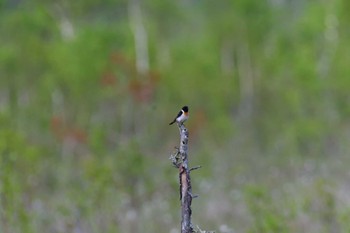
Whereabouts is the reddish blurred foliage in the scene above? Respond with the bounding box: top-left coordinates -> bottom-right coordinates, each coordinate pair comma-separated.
110,51 -> 127,65
50,115 -> 87,144
104,50 -> 161,103
148,70 -> 161,84
110,51 -> 137,75
128,79 -> 151,102
50,116 -> 65,140
128,71 -> 160,103
100,71 -> 118,86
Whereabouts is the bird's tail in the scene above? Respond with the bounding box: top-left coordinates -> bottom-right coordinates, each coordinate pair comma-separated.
169,120 -> 176,125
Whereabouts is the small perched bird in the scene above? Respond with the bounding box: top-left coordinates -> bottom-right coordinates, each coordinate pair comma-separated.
169,106 -> 189,125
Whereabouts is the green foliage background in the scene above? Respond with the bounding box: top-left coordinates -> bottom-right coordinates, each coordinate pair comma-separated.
1,0 -> 350,232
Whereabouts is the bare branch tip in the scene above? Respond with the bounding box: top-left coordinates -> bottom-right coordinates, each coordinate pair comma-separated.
189,191 -> 199,199
190,165 -> 202,171
195,225 -> 215,233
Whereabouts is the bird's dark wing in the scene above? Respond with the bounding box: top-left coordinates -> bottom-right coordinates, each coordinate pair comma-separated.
169,110 -> 183,125
175,110 -> 182,118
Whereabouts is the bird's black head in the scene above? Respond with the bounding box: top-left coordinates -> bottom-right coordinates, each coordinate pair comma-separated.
182,106 -> 189,112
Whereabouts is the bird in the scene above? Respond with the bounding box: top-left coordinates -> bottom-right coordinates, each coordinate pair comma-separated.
169,106 -> 189,125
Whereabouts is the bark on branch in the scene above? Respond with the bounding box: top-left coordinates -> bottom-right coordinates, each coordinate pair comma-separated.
170,123 -> 213,233
177,123 -> 193,233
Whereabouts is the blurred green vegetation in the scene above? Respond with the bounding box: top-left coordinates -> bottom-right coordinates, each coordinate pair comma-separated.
1,0 -> 350,232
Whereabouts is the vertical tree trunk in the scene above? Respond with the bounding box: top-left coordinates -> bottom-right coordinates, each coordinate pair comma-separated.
52,4 -> 76,41
128,0 -> 149,75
